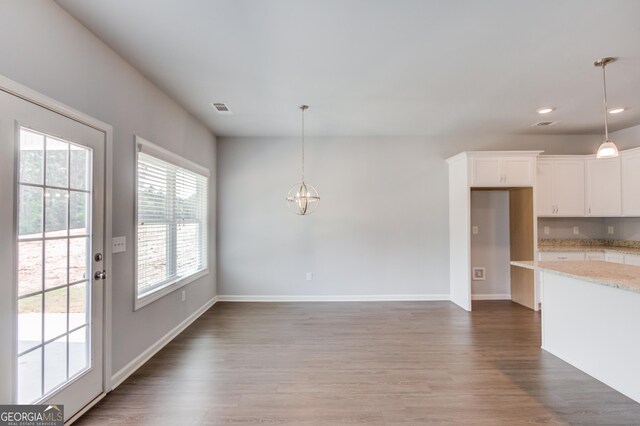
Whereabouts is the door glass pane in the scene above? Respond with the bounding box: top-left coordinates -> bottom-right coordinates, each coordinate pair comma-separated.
19,185 -> 43,238
16,127 -> 94,405
70,144 -> 90,190
45,189 -> 69,238
46,138 -> 68,187
69,191 -> 89,236
69,282 -> 87,330
44,287 -> 67,341
69,238 -> 88,283
45,239 -> 68,289
18,241 -> 43,296
19,129 -> 44,185
18,294 -> 42,354
44,335 -> 67,394
68,327 -> 88,378
18,348 -> 42,404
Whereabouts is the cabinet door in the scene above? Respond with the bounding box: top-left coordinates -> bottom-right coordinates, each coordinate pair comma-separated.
586,157 -> 621,216
624,253 -> 640,266
503,158 -> 534,186
539,251 -> 585,261
471,158 -> 502,186
554,160 -> 585,216
585,252 -> 605,261
604,252 -> 625,264
536,161 -> 554,216
622,150 -> 640,216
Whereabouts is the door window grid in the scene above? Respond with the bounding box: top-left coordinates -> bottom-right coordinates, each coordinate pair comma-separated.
16,128 -> 92,403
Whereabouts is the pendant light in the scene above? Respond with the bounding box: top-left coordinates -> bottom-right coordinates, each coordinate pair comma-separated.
287,105 -> 320,215
594,57 -> 619,159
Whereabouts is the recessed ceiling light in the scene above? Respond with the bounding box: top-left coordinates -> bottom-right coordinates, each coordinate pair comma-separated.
536,107 -> 555,114
608,107 -> 626,114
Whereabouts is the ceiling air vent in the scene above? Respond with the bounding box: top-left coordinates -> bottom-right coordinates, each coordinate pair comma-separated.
211,102 -> 232,114
532,121 -> 558,127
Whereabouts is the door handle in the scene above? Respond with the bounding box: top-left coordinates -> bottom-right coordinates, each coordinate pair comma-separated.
94,270 -> 107,280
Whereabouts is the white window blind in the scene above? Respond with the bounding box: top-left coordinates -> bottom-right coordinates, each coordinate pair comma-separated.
136,138 -> 208,305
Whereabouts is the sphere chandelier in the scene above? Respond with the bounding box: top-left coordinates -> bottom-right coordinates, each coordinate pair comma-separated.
286,105 -> 320,215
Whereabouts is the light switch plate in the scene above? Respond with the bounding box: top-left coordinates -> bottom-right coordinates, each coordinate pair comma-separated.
573,226 -> 579,235
112,236 -> 126,253
543,226 -> 550,235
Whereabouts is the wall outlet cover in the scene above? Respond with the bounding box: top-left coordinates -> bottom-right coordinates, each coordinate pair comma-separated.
306,272 -> 313,281
573,226 -> 580,235
472,267 -> 485,281
472,226 -> 479,235
608,226 -> 615,235
544,226 -> 550,235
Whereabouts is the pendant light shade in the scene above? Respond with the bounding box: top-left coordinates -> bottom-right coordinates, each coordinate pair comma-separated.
596,140 -> 619,159
286,105 -> 320,215
594,57 -> 619,159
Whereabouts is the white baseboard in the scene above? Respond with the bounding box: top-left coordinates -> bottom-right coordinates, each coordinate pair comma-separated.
110,296 -> 218,390
217,294 -> 450,302
472,293 -> 511,300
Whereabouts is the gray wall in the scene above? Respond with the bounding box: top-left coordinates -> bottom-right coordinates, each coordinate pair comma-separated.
217,133 -> 614,298
538,218 -> 607,240
539,217 -> 640,242
470,191 -> 511,297
0,1 -> 217,374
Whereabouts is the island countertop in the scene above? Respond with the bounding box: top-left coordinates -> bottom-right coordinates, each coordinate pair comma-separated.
510,260 -> 640,294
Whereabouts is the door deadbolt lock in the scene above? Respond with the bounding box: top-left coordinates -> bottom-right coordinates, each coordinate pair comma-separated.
94,270 -> 107,280
94,253 -> 103,262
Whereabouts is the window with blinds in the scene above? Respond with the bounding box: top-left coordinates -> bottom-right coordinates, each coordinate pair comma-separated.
135,137 -> 208,308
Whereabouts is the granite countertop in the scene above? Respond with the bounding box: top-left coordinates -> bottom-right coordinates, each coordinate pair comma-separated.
538,239 -> 640,255
510,260 -> 640,294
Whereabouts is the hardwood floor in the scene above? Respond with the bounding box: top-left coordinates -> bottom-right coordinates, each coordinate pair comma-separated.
75,301 -> 640,425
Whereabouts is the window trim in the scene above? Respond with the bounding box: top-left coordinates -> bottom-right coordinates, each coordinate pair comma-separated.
133,136 -> 209,310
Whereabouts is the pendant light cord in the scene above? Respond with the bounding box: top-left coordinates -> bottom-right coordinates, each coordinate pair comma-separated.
602,63 -> 609,140
301,106 -> 305,181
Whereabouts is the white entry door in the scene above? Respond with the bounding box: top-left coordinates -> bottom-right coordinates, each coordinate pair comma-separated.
0,89 -> 105,421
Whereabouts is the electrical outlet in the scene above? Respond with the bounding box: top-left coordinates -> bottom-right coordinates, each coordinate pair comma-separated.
306,272 -> 313,281
472,226 -> 479,235
608,226 -> 615,235
112,236 -> 126,253
472,267 -> 485,281
181,289 -> 186,302
573,226 -> 579,235
544,226 -> 550,235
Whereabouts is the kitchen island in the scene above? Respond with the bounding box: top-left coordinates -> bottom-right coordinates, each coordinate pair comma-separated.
511,260 -> 640,404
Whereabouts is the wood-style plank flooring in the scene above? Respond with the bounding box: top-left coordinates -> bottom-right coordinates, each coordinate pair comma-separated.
75,301 -> 640,425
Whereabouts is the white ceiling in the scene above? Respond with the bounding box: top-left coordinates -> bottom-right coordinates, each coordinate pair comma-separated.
55,0 -> 640,138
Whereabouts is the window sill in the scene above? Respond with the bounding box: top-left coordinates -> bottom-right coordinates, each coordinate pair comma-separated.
134,268 -> 209,311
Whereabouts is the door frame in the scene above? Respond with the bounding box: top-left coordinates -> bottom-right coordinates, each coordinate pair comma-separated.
0,75 -> 114,409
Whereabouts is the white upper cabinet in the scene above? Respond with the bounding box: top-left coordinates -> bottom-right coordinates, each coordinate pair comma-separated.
537,158 -> 585,216
470,155 -> 537,187
586,157 -> 621,216
622,148 -> 640,216
536,161 -> 554,215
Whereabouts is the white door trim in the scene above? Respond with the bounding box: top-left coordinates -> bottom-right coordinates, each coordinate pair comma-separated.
0,74 -> 114,394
